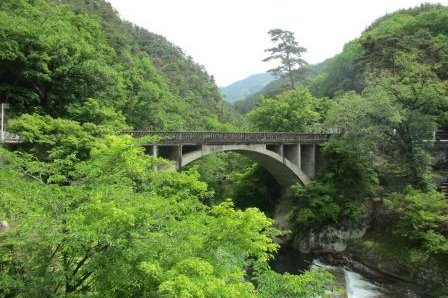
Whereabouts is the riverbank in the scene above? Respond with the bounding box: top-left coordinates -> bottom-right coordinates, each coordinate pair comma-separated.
317,252 -> 431,297
284,192 -> 448,297
344,231 -> 448,297
271,245 -> 428,297
286,228 -> 448,296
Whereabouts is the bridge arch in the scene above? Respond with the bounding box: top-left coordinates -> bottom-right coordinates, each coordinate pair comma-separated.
132,131 -> 333,188
180,145 -> 310,187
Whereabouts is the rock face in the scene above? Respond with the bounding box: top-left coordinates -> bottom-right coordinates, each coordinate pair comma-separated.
293,221 -> 367,253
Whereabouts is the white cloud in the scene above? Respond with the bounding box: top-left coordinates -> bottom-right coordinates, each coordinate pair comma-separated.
107,0 -> 448,86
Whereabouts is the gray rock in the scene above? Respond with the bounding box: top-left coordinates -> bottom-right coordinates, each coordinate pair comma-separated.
294,221 -> 367,253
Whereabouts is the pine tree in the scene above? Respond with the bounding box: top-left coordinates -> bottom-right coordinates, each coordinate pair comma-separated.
263,29 -> 308,90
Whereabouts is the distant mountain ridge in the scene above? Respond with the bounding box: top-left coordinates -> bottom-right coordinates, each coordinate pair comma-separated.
220,73 -> 275,103
233,62 -> 328,114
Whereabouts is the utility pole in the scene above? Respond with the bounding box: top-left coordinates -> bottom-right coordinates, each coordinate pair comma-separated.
1,103 -> 10,143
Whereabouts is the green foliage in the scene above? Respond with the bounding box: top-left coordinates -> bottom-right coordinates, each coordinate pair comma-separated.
65,0 -> 229,129
322,138 -> 378,197
309,41 -> 365,98
67,98 -> 129,132
0,0 -> 120,115
0,143 -> 248,296
233,76 -> 304,115
385,187 -> 448,254
8,113 -> 98,184
256,269 -> 333,298
185,154 -> 234,205
248,88 -> 323,132
234,63 -> 326,115
325,54 -> 448,190
7,112 -> 130,184
10,114 -> 94,159
116,53 -> 186,130
290,182 -> 340,229
296,6 -> 448,288
0,121 -> 330,297
289,138 -> 377,229
310,4 -> 448,101
185,153 -> 282,214
204,116 -> 240,132
231,164 -> 281,215
0,0 -> 236,130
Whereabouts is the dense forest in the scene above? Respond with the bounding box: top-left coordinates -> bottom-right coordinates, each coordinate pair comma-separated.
238,3 -> 448,296
0,0 -> 239,130
0,0 -> 329,297
2,0 -> 448,297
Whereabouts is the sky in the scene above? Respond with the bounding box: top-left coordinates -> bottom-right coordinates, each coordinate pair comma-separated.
107,0 -> 448,87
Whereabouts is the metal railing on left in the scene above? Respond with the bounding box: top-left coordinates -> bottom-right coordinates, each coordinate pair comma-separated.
1,131 -> 22,143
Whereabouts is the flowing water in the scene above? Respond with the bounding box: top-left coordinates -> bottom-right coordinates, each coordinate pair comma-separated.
271,246 -> 426,298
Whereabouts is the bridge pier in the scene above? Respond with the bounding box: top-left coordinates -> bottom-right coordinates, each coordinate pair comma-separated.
267,144 -> 283,156
284,144 -> 301,170
301,144 -> 316,179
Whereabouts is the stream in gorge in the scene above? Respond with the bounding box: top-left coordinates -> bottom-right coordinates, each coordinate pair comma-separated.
270,246 -> 427,298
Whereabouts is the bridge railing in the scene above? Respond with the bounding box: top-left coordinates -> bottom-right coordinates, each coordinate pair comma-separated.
125,131 -> 336,144
0,131 -> 22,143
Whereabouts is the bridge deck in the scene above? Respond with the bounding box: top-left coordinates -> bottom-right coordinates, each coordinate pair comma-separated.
126,131 -> 336,145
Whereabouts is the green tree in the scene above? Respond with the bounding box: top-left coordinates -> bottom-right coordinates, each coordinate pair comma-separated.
325,52 -> 448,190
248,88 -> 323,132
263,29 -> 308,90
289,137 -> 377,230
0,121 -> 333,296
385,187 -> 448,254
256,269 -> 333,298
309,41 -> 365,98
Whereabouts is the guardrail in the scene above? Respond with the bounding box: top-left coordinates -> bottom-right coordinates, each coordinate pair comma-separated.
125,131 -> 337,144
435,131 -> 448,142
0,131 -> 22,143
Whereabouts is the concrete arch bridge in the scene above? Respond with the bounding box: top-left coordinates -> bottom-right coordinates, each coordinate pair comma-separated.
128,131 -> 336,187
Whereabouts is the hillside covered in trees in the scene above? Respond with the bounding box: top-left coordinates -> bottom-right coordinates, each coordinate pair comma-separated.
0,0 -> 332,297
240,4 -> 448,295
0,0 -> 238,130
310,3 -> 448,101
237,4 -> 448,118
2,0 -> 448,296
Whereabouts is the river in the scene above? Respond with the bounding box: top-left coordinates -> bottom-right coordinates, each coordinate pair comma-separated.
270,246 -> 426,297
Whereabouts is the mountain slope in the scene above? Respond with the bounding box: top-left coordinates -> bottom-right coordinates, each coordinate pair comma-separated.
67,0 -> 238,127
220,73 -> 275,103
0,0 -> 234,130
310,3 -> 448,99
234,62 -> 327,114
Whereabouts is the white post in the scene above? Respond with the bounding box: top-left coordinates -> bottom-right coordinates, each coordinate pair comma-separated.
1,103 -> 4,143
1,103 -> 10,143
